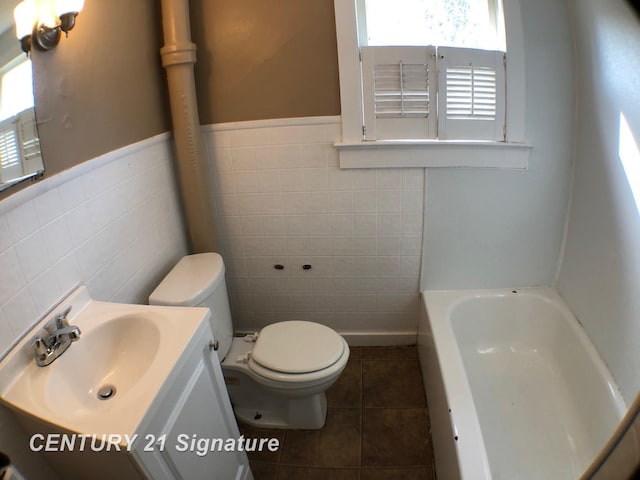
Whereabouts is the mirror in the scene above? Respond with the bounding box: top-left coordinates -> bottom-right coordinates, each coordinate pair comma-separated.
0,0 -> 44,192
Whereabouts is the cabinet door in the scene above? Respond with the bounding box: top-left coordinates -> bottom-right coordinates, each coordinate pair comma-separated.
148,341 -> 252,480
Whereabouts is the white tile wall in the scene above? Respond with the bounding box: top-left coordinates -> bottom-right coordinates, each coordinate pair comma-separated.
0,135 -> 188,358
204,119 -> 425,335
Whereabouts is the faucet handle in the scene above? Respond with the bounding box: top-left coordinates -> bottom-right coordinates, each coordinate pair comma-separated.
56,325 -> 81,343
54,305 -> 72,329
33,337 -> 49,357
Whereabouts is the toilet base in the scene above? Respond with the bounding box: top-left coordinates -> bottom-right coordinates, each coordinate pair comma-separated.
234,393 -> 327,430
222,337 -> 342,429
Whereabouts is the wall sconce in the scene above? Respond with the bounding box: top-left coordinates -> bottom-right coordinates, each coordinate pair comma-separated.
14,0 -> 85,54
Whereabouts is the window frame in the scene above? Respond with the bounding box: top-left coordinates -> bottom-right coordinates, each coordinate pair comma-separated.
333,0 -> 530,169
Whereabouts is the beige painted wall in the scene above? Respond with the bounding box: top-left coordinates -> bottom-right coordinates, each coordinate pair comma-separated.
2,0 -> 340,200
1,0 -> 171,200
190,0 -> 341,124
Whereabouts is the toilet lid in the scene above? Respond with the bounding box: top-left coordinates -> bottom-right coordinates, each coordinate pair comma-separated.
251,321 -> 345,374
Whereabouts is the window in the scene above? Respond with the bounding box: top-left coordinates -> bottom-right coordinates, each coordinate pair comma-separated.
0,56 -> 38,185
363,0 -> 504,50
0,109 -> 40,184
334,0 -> 529,168
0,56 -> 34,121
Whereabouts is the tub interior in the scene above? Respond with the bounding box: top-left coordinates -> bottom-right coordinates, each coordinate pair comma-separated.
449,291 -> 623,480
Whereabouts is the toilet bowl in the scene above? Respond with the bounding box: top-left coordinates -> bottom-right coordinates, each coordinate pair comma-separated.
149,253 -> 350,429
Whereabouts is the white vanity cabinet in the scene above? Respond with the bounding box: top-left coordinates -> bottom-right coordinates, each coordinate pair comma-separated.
134,327 -> 253,480
0,287 -> 251,480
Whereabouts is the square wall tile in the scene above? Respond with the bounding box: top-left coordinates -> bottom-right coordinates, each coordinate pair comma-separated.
377,191 -> 402,213
229,129 -> 253,147
14,231 -> 51,283
0,309 -> 15,357
402,169 -> 424,190
33,188 -> 63,227
332,237 -> 355,256
257,188 -> 288,215
377,170 -> 403,190
305,192 -> 330,214
278,145 -> 303,168
0,248 -> 26,305
6,201 -> 39,244
281,193 -> 306,214
329,169 -> 354,191
354,191 -> 377,213
353,170 -> 377,190
262,216 -> 286,236
355,236 -> 377,256
303,145 -> 328,168
280,169 -> 306,192
39,218 -> 73,265
234,171 -> 259,193
0,215 -> 12,253
331,215 -> 355,236
3,287 -> 38,338
330,191 -> 354,214
257,171 -> 282,193
377,214 -> 402,235
211,148 -> 232,171
355,257 -> 378,275
285,215 -> 309,236
308,215 -> 332,236
304,168 -> 329,191
255,146 -> 279,169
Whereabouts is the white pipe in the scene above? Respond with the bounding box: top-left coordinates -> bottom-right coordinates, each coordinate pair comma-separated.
159,0 -> 219,253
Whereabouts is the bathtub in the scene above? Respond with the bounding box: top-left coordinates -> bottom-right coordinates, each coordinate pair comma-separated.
418,287 -> 626,480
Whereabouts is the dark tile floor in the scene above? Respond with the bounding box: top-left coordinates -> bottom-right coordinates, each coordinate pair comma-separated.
239,346 -> 435,480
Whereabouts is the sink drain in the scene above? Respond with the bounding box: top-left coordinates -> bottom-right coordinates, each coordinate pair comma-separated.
97,384 -> 116,400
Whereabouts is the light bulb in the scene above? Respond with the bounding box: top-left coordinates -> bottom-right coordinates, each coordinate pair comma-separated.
13,0 -> 36,40
55,0 -> 85,16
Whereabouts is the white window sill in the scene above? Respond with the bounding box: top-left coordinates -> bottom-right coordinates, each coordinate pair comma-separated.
334,140 -> 532,169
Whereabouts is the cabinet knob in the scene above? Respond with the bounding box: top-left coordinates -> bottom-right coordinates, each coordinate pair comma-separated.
209,339 -> 220,351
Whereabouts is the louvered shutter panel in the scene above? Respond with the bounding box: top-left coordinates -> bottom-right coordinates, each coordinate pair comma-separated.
361,46 -> 437,141
16,109 -> 42,175
0,116 -> 23,184
438,47 -> 506,141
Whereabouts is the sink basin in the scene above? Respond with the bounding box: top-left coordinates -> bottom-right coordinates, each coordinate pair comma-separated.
46,314 -> 161,415
0,286 -> 211,436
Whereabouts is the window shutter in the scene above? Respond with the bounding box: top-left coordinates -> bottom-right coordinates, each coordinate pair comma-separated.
15,109 -> 42,175
437,47 -> 506,141
0,116 -> 22,184
361,46 -> 437,141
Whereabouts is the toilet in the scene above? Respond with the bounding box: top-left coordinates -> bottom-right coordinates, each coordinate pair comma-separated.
149,252 -> 350,429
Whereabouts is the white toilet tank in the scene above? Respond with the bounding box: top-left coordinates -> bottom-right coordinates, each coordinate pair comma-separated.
148,253 -> 233,361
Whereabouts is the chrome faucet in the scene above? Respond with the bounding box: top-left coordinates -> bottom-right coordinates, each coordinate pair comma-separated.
32,306 -> 81,367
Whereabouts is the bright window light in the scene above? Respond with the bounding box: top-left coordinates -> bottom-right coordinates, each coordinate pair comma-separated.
0,58 -> 34,122
364,0 -> 504,50
619,113 -> 640,216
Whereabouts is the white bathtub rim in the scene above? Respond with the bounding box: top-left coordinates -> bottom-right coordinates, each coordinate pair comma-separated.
421,286 -> 627,479
421,291 -> 492,480
427,286 -> 626,414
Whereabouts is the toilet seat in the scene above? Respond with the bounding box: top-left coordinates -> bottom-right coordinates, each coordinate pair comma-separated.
242,321 -> 349,385
251,321 -> 345,374
248,338 -> 349,384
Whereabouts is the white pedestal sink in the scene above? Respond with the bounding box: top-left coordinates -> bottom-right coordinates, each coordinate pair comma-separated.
0,286 -> 253,480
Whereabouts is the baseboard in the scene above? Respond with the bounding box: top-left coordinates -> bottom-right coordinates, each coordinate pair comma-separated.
234,330 -> 417,347
337,331 -> 418,346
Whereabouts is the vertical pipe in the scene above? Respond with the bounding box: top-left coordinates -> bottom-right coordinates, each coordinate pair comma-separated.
159,0 -> 219,253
